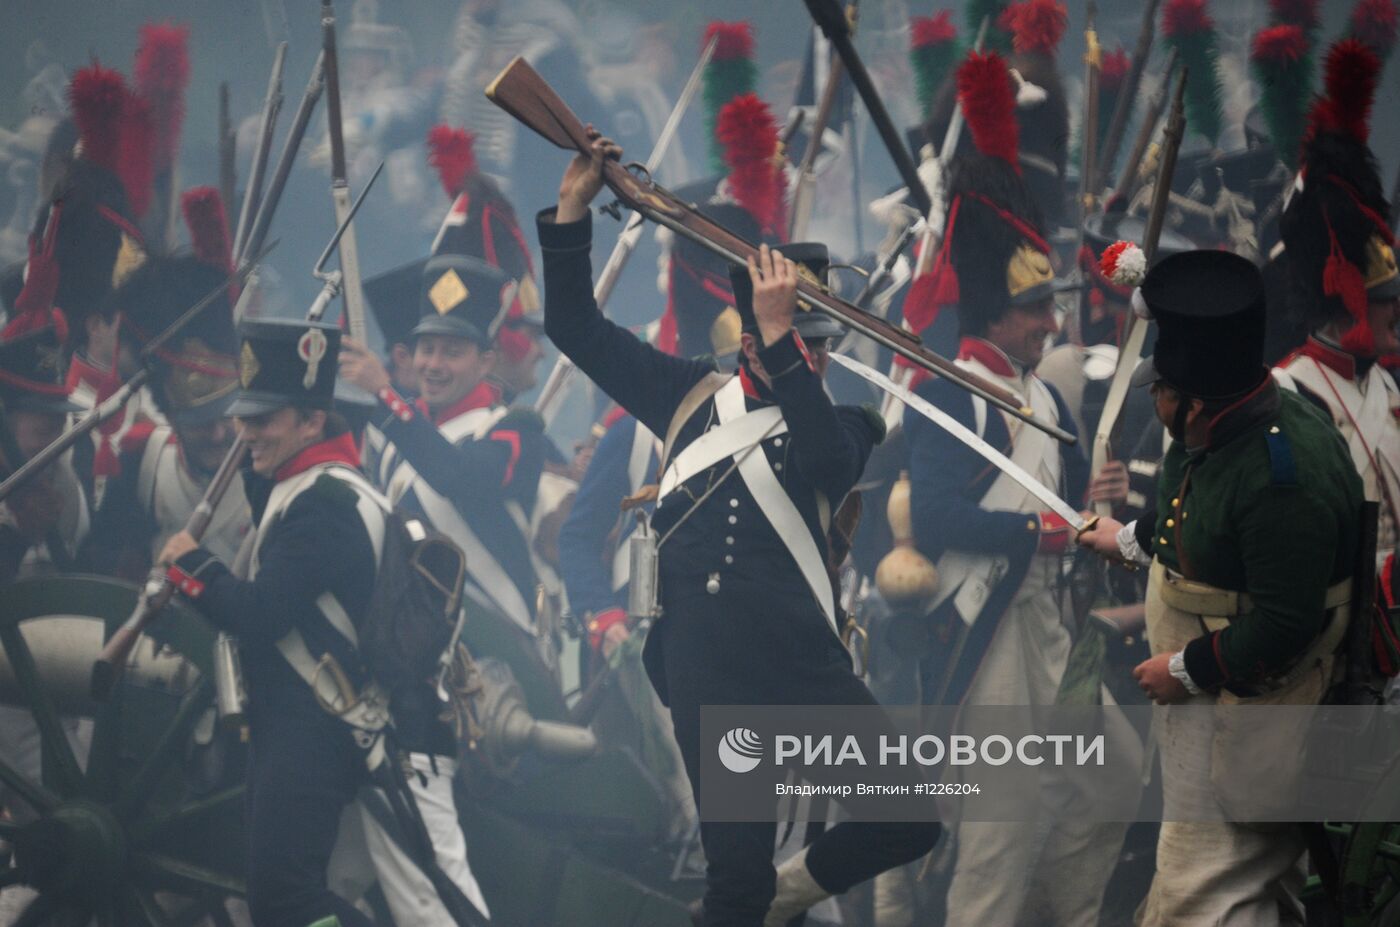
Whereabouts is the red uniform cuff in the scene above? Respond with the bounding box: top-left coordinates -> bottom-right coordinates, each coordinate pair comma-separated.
378,386 -> 415,422
166,563 -> 207,599
1036,511 -> 1073,555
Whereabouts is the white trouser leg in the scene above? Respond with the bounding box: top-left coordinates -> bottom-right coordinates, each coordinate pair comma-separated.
357,753 -> 490,925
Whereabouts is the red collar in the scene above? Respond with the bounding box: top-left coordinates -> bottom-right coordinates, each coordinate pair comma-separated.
1291,337 -> 1358,381
65,351 -> 116,395
738,366 -> 763,400
418,379 -> 501,426
275,432 -> 360,482
957,337 -> 1020,378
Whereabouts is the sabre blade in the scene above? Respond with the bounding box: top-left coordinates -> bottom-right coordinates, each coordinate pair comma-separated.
831,353 -> 1088,531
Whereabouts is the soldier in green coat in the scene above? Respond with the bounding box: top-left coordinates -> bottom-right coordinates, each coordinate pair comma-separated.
1078,250 -> 1364,925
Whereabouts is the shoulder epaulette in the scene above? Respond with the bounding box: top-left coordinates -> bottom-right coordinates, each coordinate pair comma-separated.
1264,426 -> 1298,486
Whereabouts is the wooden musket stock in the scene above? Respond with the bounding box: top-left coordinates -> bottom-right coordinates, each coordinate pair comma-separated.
486,57 -> 1074,444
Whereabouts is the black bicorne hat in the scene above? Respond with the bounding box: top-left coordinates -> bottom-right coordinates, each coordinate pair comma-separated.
1132,250 -> 1269,400
229,319 -> 340,417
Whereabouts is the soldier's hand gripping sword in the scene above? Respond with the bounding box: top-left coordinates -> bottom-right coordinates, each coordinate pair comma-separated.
534,32 -> 719,426
488,57 -> 1076,444
91,167 -> 382,700
831,353 -> 1097,538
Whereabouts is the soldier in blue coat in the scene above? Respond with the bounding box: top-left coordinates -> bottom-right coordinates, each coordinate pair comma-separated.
539,130 -> 939,927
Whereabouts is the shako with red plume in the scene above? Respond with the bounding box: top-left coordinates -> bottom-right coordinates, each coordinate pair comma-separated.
715,92 -> 787,239
1278,38 -> 1397,356
15,62 -> 149,346
418,125 -> 538,333
900,51 -> 1056,356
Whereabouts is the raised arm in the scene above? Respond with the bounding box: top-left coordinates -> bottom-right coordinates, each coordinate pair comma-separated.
538,131 -> 710,436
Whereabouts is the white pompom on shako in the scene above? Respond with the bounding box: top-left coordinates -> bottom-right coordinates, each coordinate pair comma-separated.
1100,240 -> 1147,287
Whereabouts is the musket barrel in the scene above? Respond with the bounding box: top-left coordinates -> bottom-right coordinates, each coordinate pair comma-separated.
802,0 -> 933,218
243,52 -> 325,279
1094,0 -> 1163,192
234,42 -> 287,263
488,55 -> 1074,444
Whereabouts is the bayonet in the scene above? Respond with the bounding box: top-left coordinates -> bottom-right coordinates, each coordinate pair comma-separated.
233,42 -> 287,263
322,0 -> 367,344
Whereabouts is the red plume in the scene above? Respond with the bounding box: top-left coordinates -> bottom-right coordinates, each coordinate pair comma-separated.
1163,0 -> 1214,37
958,52 -> 1020,168
181,187 -> 234,274
913,10 -> 958,47
427,125 -> 478,199
705,21 -> 754,60
1253,24 -> 1309,63
1006,0 -> 1068,55
1351,0 -> 1399,57
1102,47 -> 1131,86
118,91 -> 155,218
68,64 -> 128,174
135,22 -> 191,174
715,93 -> 786,237
1270,0 -> 1320,31
1308,39 -> 1380,143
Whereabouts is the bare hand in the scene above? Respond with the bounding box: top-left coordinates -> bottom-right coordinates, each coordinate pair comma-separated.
158,530 -> 199,568
1133,653 -> 1189,705
601,622 -> 630,659
1089,460 -> 1130,507
1076,514 -> 1126,560
749,244 -> 798,348
338,337 -> 391,396
556,127 -> 621,224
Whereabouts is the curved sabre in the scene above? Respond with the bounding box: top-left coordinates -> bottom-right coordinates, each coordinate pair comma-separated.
831,352 -> 1094,534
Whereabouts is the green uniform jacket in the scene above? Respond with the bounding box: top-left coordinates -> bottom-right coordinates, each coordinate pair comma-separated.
1150,380 -> 1364,692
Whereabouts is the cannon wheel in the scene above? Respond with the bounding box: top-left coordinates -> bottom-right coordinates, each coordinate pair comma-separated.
0,575 -> 244,926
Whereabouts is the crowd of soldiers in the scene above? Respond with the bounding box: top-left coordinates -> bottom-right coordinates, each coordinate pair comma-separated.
1,1 -> 1399,926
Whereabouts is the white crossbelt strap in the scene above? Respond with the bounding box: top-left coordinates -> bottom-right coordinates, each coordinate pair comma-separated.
929,366 -> 1061,625
657,403 -> 788,497
400,472 -> 535,633
250,463 -> 393,741
379,406 -> 535,634
710,377 -> 838,636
